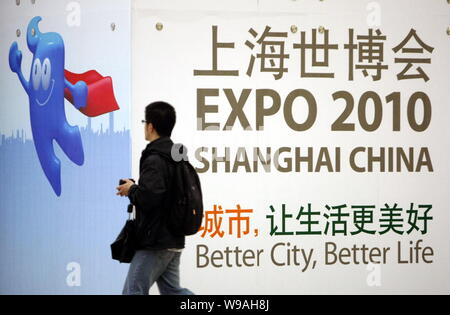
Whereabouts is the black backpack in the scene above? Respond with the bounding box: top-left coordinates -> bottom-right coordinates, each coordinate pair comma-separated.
152,150 -> 204,236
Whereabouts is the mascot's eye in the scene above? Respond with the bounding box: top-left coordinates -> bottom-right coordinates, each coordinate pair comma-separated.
32,58 -> 42,91
42,58 -> 52,91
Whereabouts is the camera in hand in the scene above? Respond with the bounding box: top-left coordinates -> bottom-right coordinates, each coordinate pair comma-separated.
119,179 -> 136,185
118,179 -> 136,214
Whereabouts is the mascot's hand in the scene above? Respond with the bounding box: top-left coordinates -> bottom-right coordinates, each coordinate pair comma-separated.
9,42 -> 22,74
72,81 -> 88,110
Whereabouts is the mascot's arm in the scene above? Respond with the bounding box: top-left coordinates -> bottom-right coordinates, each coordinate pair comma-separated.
9,42 -> 29,92
64,78 -> 87,110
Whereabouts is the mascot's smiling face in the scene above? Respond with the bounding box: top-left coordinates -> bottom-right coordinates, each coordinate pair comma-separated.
27,16 -> 65,108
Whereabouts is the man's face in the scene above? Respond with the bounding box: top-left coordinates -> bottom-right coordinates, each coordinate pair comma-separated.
144,122 -> 149,141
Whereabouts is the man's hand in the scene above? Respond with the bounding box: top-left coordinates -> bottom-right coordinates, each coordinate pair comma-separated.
116,179 -> 135,197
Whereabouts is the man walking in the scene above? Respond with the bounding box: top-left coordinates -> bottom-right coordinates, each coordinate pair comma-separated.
116,101 -> 194,295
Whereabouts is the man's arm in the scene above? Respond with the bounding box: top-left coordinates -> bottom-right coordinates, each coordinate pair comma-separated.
128,156 -> 167,211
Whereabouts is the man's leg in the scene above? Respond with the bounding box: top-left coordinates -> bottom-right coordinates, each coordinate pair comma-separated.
122,250 -> 169,295
156,252 -> 195,295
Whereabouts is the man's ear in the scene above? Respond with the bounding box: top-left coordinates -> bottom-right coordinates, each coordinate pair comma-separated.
147,122 -> 153,133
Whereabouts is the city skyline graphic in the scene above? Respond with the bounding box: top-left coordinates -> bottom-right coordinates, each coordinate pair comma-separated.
0,113 -> 131,294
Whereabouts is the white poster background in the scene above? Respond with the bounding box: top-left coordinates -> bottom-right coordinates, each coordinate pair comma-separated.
132,0 -> 450,294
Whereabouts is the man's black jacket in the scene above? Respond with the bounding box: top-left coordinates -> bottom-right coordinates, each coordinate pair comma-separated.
128,136 -> 185,250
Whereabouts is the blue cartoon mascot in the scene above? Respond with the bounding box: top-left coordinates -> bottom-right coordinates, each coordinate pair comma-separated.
9,16 -> 120,196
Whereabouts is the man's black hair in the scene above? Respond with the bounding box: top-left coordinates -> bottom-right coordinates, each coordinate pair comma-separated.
145,101 -> 176,137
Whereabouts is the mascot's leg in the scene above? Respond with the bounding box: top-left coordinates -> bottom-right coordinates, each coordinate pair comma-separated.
34,135 -> 62,196
55,121 -> 85,167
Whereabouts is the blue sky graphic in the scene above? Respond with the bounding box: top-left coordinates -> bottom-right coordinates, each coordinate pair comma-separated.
0,121 -> 131,294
